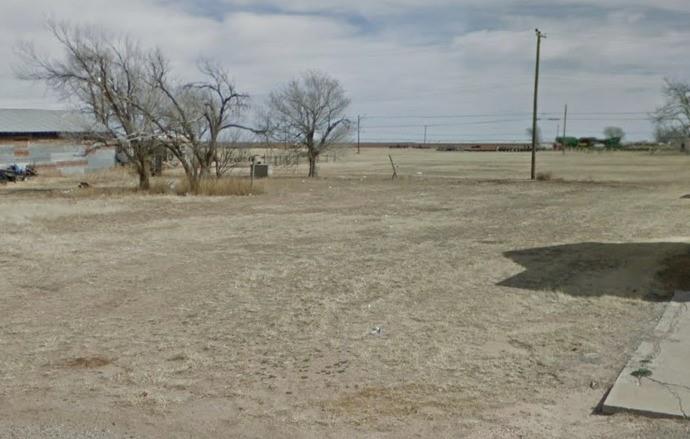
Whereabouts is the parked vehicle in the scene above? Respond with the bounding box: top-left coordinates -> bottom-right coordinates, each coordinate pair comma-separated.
0,164 -> 38,183
0,169 -> 18,183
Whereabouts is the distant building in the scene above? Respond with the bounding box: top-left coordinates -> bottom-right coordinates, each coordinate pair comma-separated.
0,109 -> 115,175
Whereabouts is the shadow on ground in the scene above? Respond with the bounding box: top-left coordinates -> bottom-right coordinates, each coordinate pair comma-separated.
499,242 -> 690,301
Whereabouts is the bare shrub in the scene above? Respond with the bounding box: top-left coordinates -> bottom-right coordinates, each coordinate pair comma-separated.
215,144 -> 250,177
536,171 -> 552,181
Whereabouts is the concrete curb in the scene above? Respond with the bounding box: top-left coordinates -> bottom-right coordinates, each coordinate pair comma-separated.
602,291 -> 690,419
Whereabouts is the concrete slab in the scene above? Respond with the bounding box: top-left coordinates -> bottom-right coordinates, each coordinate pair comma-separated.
603,291 -> 690,419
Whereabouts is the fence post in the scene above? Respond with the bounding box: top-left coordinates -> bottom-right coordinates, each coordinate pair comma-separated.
250,156 -> 255,188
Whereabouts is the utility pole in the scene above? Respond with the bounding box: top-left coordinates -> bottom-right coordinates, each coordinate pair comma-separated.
357,115 -> 361,154
561,104 -> 568,154
562,104 -> 568,146
424,125 -> 428,144
531,29 -> 545,180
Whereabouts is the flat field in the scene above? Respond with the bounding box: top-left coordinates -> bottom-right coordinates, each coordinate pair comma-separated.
2,149 -> 690,438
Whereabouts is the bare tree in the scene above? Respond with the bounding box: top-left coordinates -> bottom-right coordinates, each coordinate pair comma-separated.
266,71 -> 351,177
17,21 -> 161,189
652,80 -> 690,144
655,125 -> 685,144
194,61 -> 254,176
603,126 -> 625,141
144,57 -> 256,193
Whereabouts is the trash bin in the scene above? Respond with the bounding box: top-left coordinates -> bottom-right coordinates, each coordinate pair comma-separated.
252,164 -> 272,178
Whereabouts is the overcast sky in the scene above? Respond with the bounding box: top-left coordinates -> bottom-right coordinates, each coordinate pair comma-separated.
2,0 -> 689,142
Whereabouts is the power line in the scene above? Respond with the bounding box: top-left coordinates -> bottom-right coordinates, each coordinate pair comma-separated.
360,111 -> 650,120
364,112 -> 535,120
568,117 -> 650,121
362,128 -> 654,137
363,119 -> 531,129
566,112 -> 650,116
362,117 -> 650,130
360,138 -> 531,142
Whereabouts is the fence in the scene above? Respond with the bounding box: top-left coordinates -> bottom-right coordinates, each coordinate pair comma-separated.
262,152 -> 339,167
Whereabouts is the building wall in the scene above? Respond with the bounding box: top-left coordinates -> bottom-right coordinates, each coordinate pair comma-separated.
0,138 -> 115,175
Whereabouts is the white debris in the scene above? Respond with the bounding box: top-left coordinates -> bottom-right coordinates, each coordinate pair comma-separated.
369,326 -> 382,336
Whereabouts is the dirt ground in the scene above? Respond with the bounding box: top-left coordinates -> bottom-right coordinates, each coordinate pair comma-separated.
2,149 -> 690,438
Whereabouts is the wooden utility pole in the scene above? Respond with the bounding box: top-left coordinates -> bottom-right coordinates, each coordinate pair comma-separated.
562,104 -> 568,154
357,115 -> 361,154
531,29 -> 545,180
562,104 -> 568,138
423,125 -> 428,144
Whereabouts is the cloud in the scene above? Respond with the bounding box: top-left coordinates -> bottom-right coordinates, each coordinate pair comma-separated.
2,0 -> 688,140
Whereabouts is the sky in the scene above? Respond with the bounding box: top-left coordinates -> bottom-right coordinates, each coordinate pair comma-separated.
2,0 -> 689,142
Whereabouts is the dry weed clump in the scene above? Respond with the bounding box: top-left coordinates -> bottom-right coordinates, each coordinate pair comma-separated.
536,171 -> 553,181
147,179 -> 176,195
149,177 -> 263,196
62,356 -> 113,369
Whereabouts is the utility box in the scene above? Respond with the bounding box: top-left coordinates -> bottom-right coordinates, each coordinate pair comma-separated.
252,164 -> 272,178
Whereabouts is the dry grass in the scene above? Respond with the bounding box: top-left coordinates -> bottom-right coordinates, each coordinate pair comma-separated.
311,148 -> 690,183
149,176 -> 264,196
147,178 -> 176,195
2,150 -> 690,438
33,167 -> 63,178
82,166 -> 134,185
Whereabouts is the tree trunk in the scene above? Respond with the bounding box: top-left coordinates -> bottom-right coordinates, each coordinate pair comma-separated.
189,177 -> 201,195
308,154 -> 318,177
198,154 -> 211,179
138,160 -> 151,190
186,170 -> 202,195
152,149 -> 164,176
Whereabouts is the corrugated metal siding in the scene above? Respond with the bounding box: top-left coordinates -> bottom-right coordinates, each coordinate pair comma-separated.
0,141 -> 115,175
86,149 -> 117,172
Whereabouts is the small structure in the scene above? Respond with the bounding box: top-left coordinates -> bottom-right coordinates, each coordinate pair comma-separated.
250,156 -> 272,178
0,109 -> 115,175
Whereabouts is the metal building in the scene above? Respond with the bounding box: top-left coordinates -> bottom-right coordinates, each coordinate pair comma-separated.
0,109 -> 115,175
